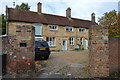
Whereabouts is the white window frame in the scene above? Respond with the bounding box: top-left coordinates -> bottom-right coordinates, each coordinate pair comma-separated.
49,25 -> 58,31
35,24 -> 42,35
69,37 -> 74,45
46,37 -> 56,47
66,27 -> 73,32
35,37 -> 43,41
79,28 -> 86,33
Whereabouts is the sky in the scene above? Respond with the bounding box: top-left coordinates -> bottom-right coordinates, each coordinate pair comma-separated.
0,0 -> 119,22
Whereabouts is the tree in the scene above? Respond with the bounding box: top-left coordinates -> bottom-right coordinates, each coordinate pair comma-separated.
15,3 -> 30,11
98,10 -> 120,37
98,10 -> 117,26
0,14 -> 6,35
0,15 -> 2,35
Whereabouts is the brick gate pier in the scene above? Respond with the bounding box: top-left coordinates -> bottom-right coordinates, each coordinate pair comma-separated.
2,25 -> 35,78
89,25 -> 109,77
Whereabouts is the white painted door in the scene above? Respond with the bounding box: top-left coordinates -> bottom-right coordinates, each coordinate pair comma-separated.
84,40 -> 88,50
62,40 -> 67,50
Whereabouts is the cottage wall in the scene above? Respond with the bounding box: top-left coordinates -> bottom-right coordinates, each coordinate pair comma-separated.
7,22 -> 89,51
7,22 -> 34,36
42,24 -> 89,50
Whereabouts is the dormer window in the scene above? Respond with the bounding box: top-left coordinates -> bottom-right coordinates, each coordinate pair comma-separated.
79,28 -> 86,33
49,25 -> 58,31
66,27 -> 73,32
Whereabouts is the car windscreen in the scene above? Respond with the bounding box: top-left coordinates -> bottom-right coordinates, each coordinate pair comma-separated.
35,41 -> 49,48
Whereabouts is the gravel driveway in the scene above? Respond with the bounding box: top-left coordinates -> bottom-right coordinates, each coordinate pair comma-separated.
35,50 -> 90,78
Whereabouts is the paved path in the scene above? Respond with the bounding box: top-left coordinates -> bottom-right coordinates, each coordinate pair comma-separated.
35,50 -> 90,78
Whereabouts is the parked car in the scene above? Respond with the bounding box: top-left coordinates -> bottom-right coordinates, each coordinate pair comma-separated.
35,40 -> 51,60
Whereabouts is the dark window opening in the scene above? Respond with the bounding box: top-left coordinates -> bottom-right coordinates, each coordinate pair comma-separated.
27,30 -> 31,32
20,43 -> 27,47
16,31 -> 21,32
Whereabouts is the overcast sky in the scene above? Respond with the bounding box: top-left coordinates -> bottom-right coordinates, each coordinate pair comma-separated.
0,0 -> 119,22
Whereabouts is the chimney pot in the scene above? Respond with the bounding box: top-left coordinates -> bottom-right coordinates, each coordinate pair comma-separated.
66,7 -> 71,18
91,12 -> 95,23
37,2 -> 42,13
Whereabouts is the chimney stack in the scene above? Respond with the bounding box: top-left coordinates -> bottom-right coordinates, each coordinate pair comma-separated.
66,7 -> 71,18
91,13 -> 95,23
37,2 -> 42,13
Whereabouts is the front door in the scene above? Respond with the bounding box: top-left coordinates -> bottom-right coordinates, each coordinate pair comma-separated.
62,40 -> 67,50
84,40 -> 88,50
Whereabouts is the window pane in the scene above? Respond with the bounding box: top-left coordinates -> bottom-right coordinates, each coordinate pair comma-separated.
49,25 -> 58,30
69,37 -> 74,45
50,38 -> 52,41
51,41 -> 53,46
79,28 -> 86,33
49,26 -> 52,29
54,26 -> 56,29
79,29 -> 81,32
52,26 -> 54,29
35,25 -> 40,35
50,41 -> 51,45
35,24 -> 42,35
46,37 -> 49,41
66,28 -> 68,31
46,37 -> 55,46
80,37 -> 83,45
66,27 -> 73,32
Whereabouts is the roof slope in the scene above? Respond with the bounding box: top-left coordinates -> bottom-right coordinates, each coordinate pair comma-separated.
7,8 -> 96,28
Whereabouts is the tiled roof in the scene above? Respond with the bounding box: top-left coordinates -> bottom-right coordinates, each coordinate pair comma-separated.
7,8 -> 96,28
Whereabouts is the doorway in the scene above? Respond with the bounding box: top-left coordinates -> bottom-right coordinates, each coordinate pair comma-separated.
84,40 -> 88,50
62,40 -> 67,50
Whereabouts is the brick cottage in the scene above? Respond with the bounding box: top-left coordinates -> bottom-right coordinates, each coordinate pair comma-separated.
6,2 -> 96,51
0,2 -> 119,78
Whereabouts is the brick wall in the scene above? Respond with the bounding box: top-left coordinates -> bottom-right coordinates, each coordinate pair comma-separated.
2,25 -> 35,78
109,37 -> 120,74
0,36 -> 3,77
89,25 -> 109,77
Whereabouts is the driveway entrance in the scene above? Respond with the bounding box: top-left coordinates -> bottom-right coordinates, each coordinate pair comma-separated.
35,50 -> 89,78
